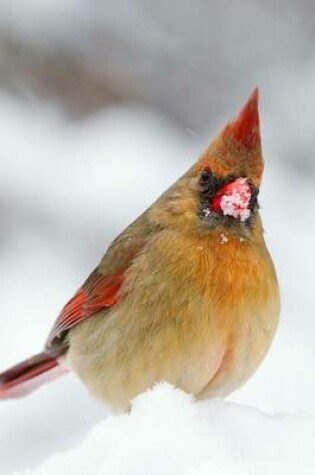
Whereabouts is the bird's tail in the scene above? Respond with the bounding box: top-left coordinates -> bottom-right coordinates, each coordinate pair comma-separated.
0,352 -> 68,399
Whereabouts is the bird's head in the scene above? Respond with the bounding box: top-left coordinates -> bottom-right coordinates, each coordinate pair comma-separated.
150,89 -> 264,238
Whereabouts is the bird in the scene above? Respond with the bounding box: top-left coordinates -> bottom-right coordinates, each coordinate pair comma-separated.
0,89 -> 280,409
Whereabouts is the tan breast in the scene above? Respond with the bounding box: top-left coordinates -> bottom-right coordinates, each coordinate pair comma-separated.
195,227 -> 280,399
68,225 -> 279,409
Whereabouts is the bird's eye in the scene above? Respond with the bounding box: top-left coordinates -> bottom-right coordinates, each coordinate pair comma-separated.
199,168 -> 212,188
200,169 -> 210,182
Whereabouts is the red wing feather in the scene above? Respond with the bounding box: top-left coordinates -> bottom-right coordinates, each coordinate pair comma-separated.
0,212 -> 151,399
45,269 -> 124,353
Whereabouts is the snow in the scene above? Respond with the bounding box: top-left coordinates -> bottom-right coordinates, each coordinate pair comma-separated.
219,233 -> 228,244
218,178 -> 252,222
0,94 -> 315,474
14,384 -> 315,475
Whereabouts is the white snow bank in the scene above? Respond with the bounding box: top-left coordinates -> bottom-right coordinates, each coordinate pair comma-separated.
16,384 -> 315,475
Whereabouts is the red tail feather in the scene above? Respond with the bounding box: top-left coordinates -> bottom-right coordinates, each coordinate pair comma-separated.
0,352 -> 68,399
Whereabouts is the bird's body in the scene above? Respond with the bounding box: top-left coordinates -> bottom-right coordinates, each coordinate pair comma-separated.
0,89 -> 280,408
68,211 -> 278,409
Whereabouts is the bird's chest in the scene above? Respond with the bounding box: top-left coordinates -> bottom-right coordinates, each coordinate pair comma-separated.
183,234 -> 280,397
69,231 -> 279,407
128,231 -> 279,395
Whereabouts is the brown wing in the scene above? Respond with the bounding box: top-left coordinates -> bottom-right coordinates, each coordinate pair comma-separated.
45,211 -> 155,355
45,269 -> 124,354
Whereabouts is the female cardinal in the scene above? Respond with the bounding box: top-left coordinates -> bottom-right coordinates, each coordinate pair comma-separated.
0,89 -> 279,409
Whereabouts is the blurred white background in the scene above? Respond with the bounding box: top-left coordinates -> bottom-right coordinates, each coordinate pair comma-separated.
0,1 -> 315,474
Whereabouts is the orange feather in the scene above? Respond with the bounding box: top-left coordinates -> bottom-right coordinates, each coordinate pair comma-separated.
0,89 -> 279,408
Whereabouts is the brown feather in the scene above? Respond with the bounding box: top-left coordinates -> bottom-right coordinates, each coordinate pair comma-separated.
0,90 -> 280,407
